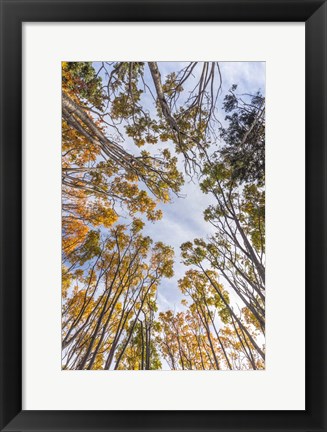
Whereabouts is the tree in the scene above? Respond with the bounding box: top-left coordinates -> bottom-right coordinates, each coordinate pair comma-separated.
62,221 -> 174,370
62,61 -> 184,263
218,86 -> 265,184
63,61 -> 223,174
179,147 -> 265,365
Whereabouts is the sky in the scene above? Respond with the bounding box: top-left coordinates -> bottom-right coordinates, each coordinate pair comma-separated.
93,61 -> 266,313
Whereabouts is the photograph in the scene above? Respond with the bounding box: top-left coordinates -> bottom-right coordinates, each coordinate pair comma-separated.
61,61 -> 265,371
2,0 -> 326,428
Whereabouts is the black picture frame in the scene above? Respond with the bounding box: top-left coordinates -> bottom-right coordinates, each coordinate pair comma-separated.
0,1 -> 326,431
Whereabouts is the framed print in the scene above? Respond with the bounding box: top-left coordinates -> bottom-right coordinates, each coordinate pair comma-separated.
0,0 -> 326,431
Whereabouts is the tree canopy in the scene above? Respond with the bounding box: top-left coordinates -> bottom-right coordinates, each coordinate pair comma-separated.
62,61 -> 265,370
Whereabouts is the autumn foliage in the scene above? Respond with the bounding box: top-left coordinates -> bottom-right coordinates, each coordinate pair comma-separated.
62,61 -> 265,370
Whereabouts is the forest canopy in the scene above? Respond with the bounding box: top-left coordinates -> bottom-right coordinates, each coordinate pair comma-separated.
62,61 -> 265,370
